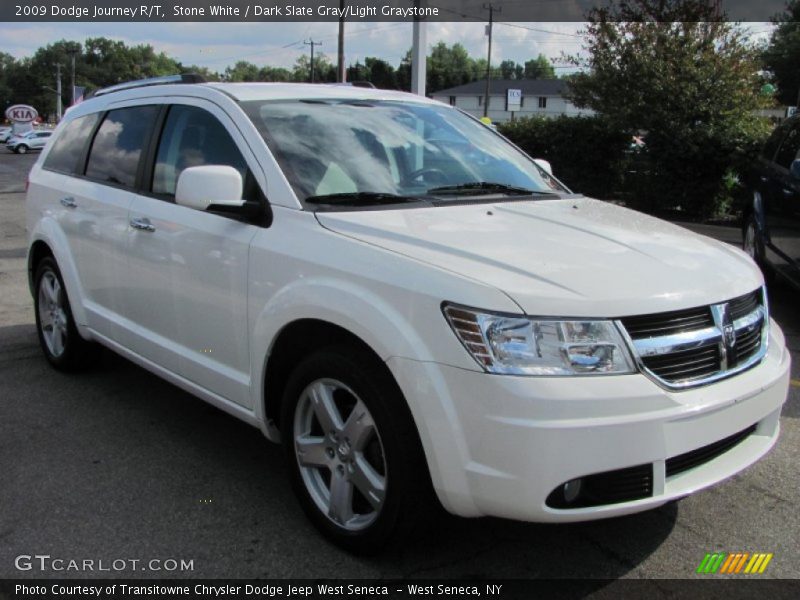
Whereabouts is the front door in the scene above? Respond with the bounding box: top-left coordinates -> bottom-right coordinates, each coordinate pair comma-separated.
125,101 -> 264,407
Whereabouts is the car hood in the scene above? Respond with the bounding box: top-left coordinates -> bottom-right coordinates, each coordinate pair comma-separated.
315,197 -> 763,317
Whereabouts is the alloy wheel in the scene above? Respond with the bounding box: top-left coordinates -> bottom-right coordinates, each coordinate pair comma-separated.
293,378 -> 387,531
37,270 -> 69,358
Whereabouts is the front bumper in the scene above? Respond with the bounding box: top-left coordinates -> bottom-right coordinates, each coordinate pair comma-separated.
387,320 -> 791,522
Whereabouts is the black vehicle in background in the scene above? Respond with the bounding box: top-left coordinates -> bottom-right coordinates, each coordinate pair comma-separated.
744,116 -> 800,290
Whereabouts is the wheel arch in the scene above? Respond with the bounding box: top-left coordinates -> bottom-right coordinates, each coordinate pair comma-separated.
261,318 -> 405,442
27,239 -> 53,295
27,222 -> 88,327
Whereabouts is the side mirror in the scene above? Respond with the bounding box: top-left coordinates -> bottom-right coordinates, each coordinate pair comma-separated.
176,165 -> 245,212
534,158 -> 553,176
790,159 -> 800,180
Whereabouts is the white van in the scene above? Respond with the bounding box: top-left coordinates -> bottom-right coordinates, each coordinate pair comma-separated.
26,75 -> 790,552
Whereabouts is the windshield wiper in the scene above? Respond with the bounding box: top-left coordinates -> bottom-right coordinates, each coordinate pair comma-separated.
305,192 -> 427,206
427,182 -> 552,196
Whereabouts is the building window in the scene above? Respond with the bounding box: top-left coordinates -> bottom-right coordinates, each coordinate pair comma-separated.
449,96 -> 456,106
538,97 -> 547,109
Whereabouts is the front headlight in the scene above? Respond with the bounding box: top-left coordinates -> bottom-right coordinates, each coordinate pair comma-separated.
443,304 -> 635,376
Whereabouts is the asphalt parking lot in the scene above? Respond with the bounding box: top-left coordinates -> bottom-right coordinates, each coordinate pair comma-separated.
0,150 -> 798,582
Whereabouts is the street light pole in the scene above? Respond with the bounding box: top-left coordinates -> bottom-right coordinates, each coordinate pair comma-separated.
482,3 -> 500,119
67,46 -> 78,105
411,0 -> 427,96
337,0 -> 346,83
55,63 -> 63,122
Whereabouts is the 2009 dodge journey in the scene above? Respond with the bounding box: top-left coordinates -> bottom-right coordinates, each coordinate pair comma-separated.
26,74 -> 791,552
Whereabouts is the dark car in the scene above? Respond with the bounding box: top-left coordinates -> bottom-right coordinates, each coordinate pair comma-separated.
744,116 -> 800,289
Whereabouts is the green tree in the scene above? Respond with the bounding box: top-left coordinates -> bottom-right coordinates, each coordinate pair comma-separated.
82,37 -> 180,86
180,65 -> 221,82
224,61 -> 260,82
1,38 -> 182,120
763,1 -> 800,106
258,66 -> 292,82
293,53 -> 336,83
499,59 -> 519,79
0,52 -> 18,111
427,42 -> 476,93
567,0 -> 770,216
523,55 -> 556,79
364,57 -> 397,89
347,60 -> 369,83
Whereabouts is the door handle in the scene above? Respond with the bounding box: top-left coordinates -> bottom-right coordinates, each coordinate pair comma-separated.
59,197 -> 77,208
130,217 -> 156,232
782,187 -> 793,196
759,175 -> 769,182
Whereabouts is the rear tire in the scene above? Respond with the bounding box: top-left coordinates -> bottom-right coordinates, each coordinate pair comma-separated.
15,144 -> 28,154
33,257 -> 93,371
280,345 -> 435,553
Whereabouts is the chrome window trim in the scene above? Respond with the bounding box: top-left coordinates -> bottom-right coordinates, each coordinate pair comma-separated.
617,287 -> 769,391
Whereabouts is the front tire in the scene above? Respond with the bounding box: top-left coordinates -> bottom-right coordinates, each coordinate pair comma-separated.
15,144 -> 28,154
281,345 -> 434,553
33,257 -> 92,370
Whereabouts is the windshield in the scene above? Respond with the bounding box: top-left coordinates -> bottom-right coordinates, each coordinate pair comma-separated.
243,98 -> 567,208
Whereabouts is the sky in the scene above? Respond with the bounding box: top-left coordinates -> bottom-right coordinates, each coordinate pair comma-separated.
0,21 -> 774,75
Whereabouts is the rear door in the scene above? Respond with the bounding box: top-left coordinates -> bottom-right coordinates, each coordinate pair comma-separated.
125,100 -> 264,407
76,105 -> 162,341
37,108 -> 160,341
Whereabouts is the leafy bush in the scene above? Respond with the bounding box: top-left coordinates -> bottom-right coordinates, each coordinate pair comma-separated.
500,113 -> 770,219
498,115 -> 631,199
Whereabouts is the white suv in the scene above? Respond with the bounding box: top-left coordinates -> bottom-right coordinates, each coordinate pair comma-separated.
26,75 -> 791,552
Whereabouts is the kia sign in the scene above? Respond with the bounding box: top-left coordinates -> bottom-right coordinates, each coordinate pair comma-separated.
5,104 -> 38,123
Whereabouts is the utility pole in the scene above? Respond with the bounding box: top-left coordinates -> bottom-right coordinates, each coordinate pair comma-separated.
482,3 -> 500,119
411,0 -> 427,96
66,45 -> 78,105
304,39 -> 322,83
55,63 -> 63,122
337,0 -> 346,82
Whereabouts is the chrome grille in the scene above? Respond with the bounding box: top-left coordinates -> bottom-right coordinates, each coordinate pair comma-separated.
641,345 -> 720,382
622,305 -> 713,338
618,288 -> 768,390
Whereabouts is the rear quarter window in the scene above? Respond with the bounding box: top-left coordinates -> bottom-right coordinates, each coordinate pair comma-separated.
42,113 -> 101,174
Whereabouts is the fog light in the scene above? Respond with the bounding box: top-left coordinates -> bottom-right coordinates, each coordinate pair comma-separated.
563,478 -> 582,503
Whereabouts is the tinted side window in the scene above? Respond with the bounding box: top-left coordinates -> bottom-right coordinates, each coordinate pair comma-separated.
43,113 -> 100,174
152,105 -> 247,197
775,126 -> 800,169
86,106 -> 159,188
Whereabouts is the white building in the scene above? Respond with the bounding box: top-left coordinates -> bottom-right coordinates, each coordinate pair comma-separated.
431,79 -> 593,123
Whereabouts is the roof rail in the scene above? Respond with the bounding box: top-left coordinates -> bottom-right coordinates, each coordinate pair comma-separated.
89,73 -> 207,98
327,81 -> 377,89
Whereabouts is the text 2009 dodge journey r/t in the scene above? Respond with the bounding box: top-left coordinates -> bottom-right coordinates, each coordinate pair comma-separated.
26,75 -> 790,551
